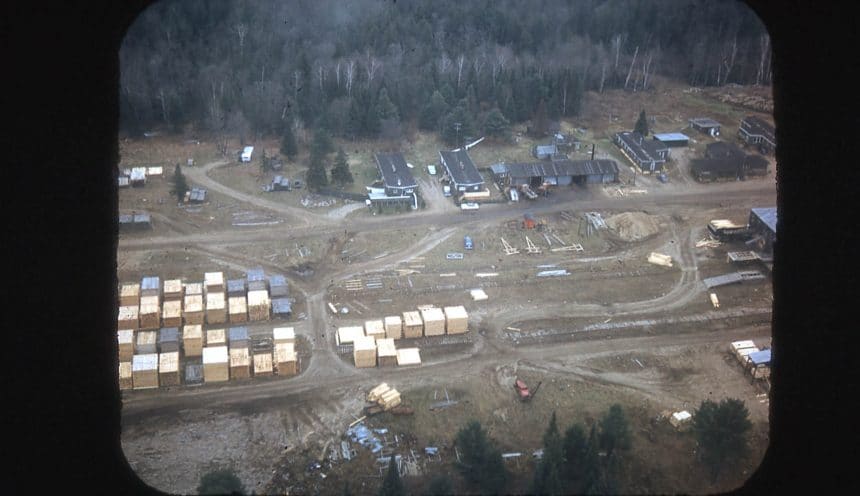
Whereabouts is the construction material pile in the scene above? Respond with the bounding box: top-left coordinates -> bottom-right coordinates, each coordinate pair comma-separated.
228,296 -> 248,323
274,342 -> 298,376
443,306 -> 469,334
353,335 -> 377,368
420,307 -> 446,336
203,346 -> 229,382
384,315 -> 402,339
247,289 -> 271,321
376,338 -> 398,367
605,212 -> 661,241
367,383 -> 402,411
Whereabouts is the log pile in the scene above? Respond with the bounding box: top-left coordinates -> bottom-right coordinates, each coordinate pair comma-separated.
158,327 -> 180,353
366,383 -> 402,411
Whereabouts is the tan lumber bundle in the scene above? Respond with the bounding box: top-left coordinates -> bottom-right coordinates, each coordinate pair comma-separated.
367,383 -> 391,402
184,282 -> 203,297
443,306 -> 469,334
119,283 -> 141,307
247,289 -> 271,321
364,319 -> 386,339
139,295 -> 161,330
204,271 -> 224,293
202,346 -> 229,382
183,294 -> 204,325
379,389 -> 402,410
206,328 -> 226,347
274,342 -> 298,376
132,353 -> 159,389
253,352 -> 273,376
376,338 -> 398,367
118,305 -> 139,330
229,346 -> 251,379
228,296 -> 248,323
730,340 -> 757,360
118,362 -> 133,390
163,279 -> 183,301
273,327 -> 295,344
182,324 -> 203,357
470,288 -> 488,301
205,292 -> 227,325
420,307 -> 446,336
336,326 -> 365,346
162,300 -> 183,328
396,348 -> 422,367
402,311 -> 423,339
384,315 -> 402,339
135,330 -> 157,355
158,351 -> 180,387
117,329 -> 134,361
647,252 -> 674,267
353,335 -> 377,368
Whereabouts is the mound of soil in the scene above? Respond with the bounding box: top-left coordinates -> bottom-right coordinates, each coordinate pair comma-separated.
605,212 -> 662,242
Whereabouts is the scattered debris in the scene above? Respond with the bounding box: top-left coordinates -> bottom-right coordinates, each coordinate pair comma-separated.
703,270 -> 765,289
446,253 -> 464,260
475,273 -> 499,278
500,238 -> 520,255
524,236 -> 541,254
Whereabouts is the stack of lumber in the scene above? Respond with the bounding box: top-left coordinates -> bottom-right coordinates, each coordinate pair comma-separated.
364,319 -> 386,340
269,275 -> 289,298
161,300 -> 183,328
118,305 -> 139,330
420,307 -> 446,336
396,348 -> 422,367
384,315 -> 402,339
132,353 -> 159,389
206,328 -> 226,347
158,351 -> 180,386
367,383 -> 402,410
248,280 -> 267,291
229,346 -> 251,379
140,276 -> 160,298
119,283 -> 141,306
136,330 -> 157,354
274,342 -> 298,376
205,292 -> 227,324
730,340 -> 757,360
228,296 -> 248,323
204,271 -> 224,294
184,282 -> 203,298
443,306 -> 469,334
353,335 -> 377,368
336,326 -> 365,346
139,295 -> 161,330
117,329 -> 134,361
163,279 -> 183,301
253,352 -> 273,376
402,311 -> 423,338
647,252 -> 674,267
247,289 -> 271,321
182,324 -> 203,357
118,362 -> 133,390
183,294 -> 204,325
227,279 -> 246,297
273,327 -> 295,344
228,326 -> 249,349
367,383 -> 392,402
470,288 -> 488,301
376,338 -> 398,367
202,346 -> 229,382
158,327 -> 180,353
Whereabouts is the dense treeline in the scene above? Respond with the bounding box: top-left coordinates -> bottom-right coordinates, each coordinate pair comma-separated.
120,0 -> 770,141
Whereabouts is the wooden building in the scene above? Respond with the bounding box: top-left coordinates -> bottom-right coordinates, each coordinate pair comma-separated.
738,116 -> 776,154
439,149 -> 484,193
689,117 -> 721,137
613,131 -> 669,173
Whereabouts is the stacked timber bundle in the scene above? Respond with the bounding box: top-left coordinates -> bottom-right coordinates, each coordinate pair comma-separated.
229,346 -> 251,379
367,383 -> 391,402
227,279 -> 246,297
248,280 -> 267,292
420,307 -> 446,337
139,295 -> 161,330
163,279 -> 183,301
269,275 -> 289,298
204,271 -> 225,294
202,346 -> 229,382
443,306 -> 469,334
136,330 -> 157,354
183,324 -> 203,357
158,351 -> 180,387
272,298 -> 292,318
205,292 -> 227,324
253,352 -> 273,376
184,282 -> 203,297
118,362 -> 133,390
274,342 -> 298,376
158,327 -> 180,353
402,311 -> 423,338
162,300 -> 183,328
206,328 -> 227,347
384,315 -> 402,339
353,335 -> 377,368
132,353 -> 158,389
376,338 -> 397,367
117,330 -> 134,361
247,289 -> 271,321
140,276 -> 160,298
730,340 -> 758,363
273,327 -> 295,344
247,267 -> 266,285
119,283 -> 140,306
228,296 -> 248,323
336,326 -> 365,346
118,306 -> 139,331
364,319 -> 386,340
228,326 -> 249,349
183,294 -> 204,325
367,383 -> 402,410
396,348 -> 422,367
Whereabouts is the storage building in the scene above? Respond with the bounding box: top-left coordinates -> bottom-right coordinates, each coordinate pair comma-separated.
161,299 -> 183,328
336,326 -> 365,346
652,133 -> 689,148
228,296 -> 248,323
274,342 -> 298,376
202,346 -> 229,382
158,327 -> 180,353
272,298 -> 292,318
420,307 -> 446,336
119,283 -> 141,306
205,291 -> 227,324
163,279 -> 183,301
117,329 -> 134,361
135,330 -> 157,354
132,353 -> 159,389
493,160 -> 619,189
227,279 -> 246,296
738,116 -> 776,154
749,207 -> 777,256
204,271 -> 224,293
229,346 -> 251,379
183,324 -> 203,357
689,117 -> 721,137
158,351 -> 180,387
118,362 -> 133,390
613,131 -> 669,173
396,348 -> 422,367
118,305 -> 139,330
247,289 -> 271,321
439,149 -> 484,193
364,320 -> 386,340
402,311 -> 423,338
139,295 -> 161,330
183,294 -> 204,325
384,315 -> 402,339
353,335 -> 377,368
140,276 -> 160,298
273,327 -> 295,344
206,328 -> 227,347
443,306 -> 469,334
228,326 -> 249,349
253,352 -> 274,376
376,338 -> 398,367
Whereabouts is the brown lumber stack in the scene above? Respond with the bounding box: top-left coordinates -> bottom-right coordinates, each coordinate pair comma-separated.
253,352 -> 273,376
402,311 -> 423,338
364,319 -> 386,340
420,307 -> 446,336
183,294 -> 204,325
205,292 -> 227,325
353,335 -> 377,368
384,315 -> 402,339
229,346 -> 251,379
162,300 -> 183,328
118,362 -> 133,390
376,338 -> 397,367
119,283 -> 140,307
182,324 -> 203,357
139,295 -> 161,330
163,279 -> 183,301
202,346 -> 229,382
117,305 -> 139,331
396,348 -> 422,367
204,271 -> 224,294
206,328 -> 226,347
443,306 -> 469,334
273,327 -> 295,344
228,296 -> 248,323
247,290 -> 271,321
117,329 -> 134,361
135,330 -> 157,355
274,342 -> 298,376
158,351 -> 180,387
132,353 -> 159,389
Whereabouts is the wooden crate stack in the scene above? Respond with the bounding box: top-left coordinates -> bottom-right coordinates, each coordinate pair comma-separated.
353,335 -> 377,368
273,327 -> 295,345
402,311 -> 423,339
336,326 -> 365,346
443,306 -> 469,334
118,362 -> 133,390
376,338 -> 397,367
396,348 -> 422,367
206,328 -> 227,347
229,346 -> 251,379
384,315 -> 402,339
184,282 -> 203,298
228,327 -> 249,349
183,294 -> 204,325
247,289 -> 271,321
205,292 -> 227,324
228,296 -> 248,323
364,319 -> 386,340
420,307 -> 446,337
202,346 -> 229,382
139,295 -> 161,330
204,271 -> 224,294
274,342 -> 298,376
118,305 -> 139,331
119,283 -> 140,307
227,279 -> 246,297
163,279 -> 183,301
136,330 -> 157,355
117,330 -> 134,361
253,352 -> 273,376
183,324 -> 203,357
162,300 -> 183,328
132,353 -> 159,389
140,276 -> 160,297
158,327 -> 180,353
367,383 -> 402,411
158,351 -> 180,387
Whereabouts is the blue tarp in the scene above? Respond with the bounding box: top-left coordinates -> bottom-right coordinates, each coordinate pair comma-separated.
272,298 -> 292,315
228,326 -> 249,343
653,132 -> 690,142
748,349 -> 771,366
158,327 -> 179,343
346,423 -> 384,453
247,267 -> 266,282
141,276 -> 160,291
227,279 -> 246,294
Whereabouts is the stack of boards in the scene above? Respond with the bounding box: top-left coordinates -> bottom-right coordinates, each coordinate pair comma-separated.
367,383 -> 402,411
337,325 -> 422,368
730,340 -> 760,365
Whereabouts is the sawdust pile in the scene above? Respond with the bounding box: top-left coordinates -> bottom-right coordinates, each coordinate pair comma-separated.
606,212 -> 662,242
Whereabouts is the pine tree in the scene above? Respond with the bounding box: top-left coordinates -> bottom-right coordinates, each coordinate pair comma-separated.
532,99 -> 549,137
376,87 -> 400,122
280,122 -> 298,160
483,108 -> 511,139
311,126 -> 334,158
692,398 -> 752,482
306,149 -> 329,191
378,455 -> 405,496
171,164 -> 188,203
331,148 -> 354,186
562,424 -> 588,482
581,424 -> 601,494
455,420 -> 508,493
533,412 -> 565,496
259,148 -> 271,174
419,90 -> 448,131
426,475 -> 453,496
635,109 -> 649,136
197,468 -> 245,495
599,404 -> 632,457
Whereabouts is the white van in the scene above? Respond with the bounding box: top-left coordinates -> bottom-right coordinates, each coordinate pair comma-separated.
240,146 -> 254,163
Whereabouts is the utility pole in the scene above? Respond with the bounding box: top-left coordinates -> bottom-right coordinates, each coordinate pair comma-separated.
591,143 -> 596,160
453,122 -> 462,149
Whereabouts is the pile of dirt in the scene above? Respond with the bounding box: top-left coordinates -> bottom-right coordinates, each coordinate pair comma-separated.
605,212 -> 662,242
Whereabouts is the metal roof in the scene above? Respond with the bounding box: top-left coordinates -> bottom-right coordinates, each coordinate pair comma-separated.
133,213 -> 151,224
706,142 -> 745,160
748,349 -> 771,366
751,207 -> 777,233
653,133 -> 689,142
439,149 -> 484,186
272,298 -> 292,314
375,152 -> 417,189
141,276 -> 160,291
615,132 -> 669,163
503,159 -> 618,179
118,214 -> 133,224
534,144 -> 558,156
689,117 -> 721,127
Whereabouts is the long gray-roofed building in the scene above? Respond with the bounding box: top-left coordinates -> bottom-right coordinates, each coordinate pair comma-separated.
748,207 -> 777,255
492,159 -> 618,188
613,131 -> 669,173
738,116 -> 776,153
375,152 -> 417,197
439,149 -> 484,192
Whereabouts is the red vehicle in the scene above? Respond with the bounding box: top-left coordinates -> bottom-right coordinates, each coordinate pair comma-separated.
514,378 -> 542,401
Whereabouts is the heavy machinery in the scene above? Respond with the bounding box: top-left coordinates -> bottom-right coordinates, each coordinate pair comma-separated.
514,378 -> 542,401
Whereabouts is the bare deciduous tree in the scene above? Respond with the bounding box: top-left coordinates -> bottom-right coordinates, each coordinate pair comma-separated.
363,49 -> 381,87
456,54 -> 466,89
345,59 -> 356,96
624,45 -> 639,90
234,23 -> 247,57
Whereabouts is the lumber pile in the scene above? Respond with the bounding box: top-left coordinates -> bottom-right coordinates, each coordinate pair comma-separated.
135,330 -> 157,355
228,326 -> 249,349
182,324 -> 203,357
132,353 -> 159,389
402,311 -> 423,338
205,292 -> 227,324
384,315 -> 402,339
227,279 -> 246,296
353,335 -> 377,368
204,271 -> 224,294
336,326 -> 365,346
119,283 -> 141,307
247,289 -> 271,321
117,329 -> 134,361
367,383 -> 402,411
158,351 -> 180,387
206,328 -> 226,347
183,294 -> 204,325
470,288 -> 488,301
647,252 -> 674,267
376,338 -> 398,367
273,327 -> 295,344
443,306 -> 469,334
202,346 -> 229,382
269,275 -> 289,298
161,300 -> 183,328
253,352 -> 273,376
118,305 -> 139,330
184,282 -> 203,297
364,319 -> 386,340
229,346 -> 251,379
118,362 -> 133,390
139,295 -> 161,330
228,296 -> 248,323
140,276 -> 160,298
274,342 -> 298,376
396,348 -> 422,367
730,340 -> 760,365
158,327 -> 180,353
163,279 -> 183,301
420,307 -> 446,336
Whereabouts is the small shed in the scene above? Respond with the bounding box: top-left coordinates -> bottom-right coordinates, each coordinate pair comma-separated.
182,324 -> 203,357
130,167 -> 147,186
420,307 -> 446,336
669,411 -> 692,429
384,315 -> 402,339
118,176 -> 130,188
274,342 -> 298,376
402,311 -> 423,338
272,298 -> 292,318
158,327 -> 180,353
202,346 -> 230,382
132,354 -> 159,389
533,144 -> 559,160
273,327 -> 295,344
158,351 -> 180,387
653,133 -> 689,148
689,117 -> 721,137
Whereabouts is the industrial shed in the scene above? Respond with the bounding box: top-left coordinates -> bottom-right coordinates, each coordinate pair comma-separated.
748,207 -> 777,255
689,117 -> 721,137
493,159 -> 619,188
439,149 -> 484,192
613,131 -> 669,173
691,143 -> 769,182
653,133 -> 689,148
532,143 -> 558,160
